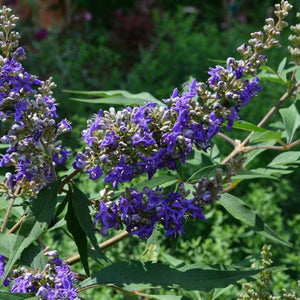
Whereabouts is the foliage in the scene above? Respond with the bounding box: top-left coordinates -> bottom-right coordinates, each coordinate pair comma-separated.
0,1 -> 300,300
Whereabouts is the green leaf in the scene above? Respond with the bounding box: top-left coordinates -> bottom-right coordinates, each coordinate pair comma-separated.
1,180 -> 61,284
0,144 -> 8,149
65,190 -> 89,276
259,65 -> 277,74
250,130 -> 282,143
134,174 -> 178,193
0,234 -> 16,257
54,193 -> 69,219
231,121 -> 266,132
140,227 -> 160,262
147,295 -> 183,300
279,104 -> 300,143
187,164 -> 226,183
257,71 -> 286,85
79,260 -> 261,292
218,193 -> 292,247
65,89 -> 166,107
268,151 -> 300,168
0,292 -> 37,299
244,141 -> 276,166
277,57 -> 287,82
19,245 -> 47,271
232,170 -> 276,180
71,184 -> 108,264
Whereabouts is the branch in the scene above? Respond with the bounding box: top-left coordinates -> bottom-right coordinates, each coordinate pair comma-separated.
222,81 -> 300,164
58,169 -> 81,194
243,140 -> 300,153
66,231 -> 130,266
1,185 -> 21,233
7,215 -> 26,234
217,132 -> 237,147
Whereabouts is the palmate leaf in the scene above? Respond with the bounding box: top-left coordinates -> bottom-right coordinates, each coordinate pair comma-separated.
65,89 -> 166,107
1,180 -> 61,284
218,193 -> 292,247
79,260 -> 260,293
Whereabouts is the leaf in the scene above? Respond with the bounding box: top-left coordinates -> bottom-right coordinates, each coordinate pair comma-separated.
250,130 -> 282,143
268,151 -> 300,168
1,180 -> 61,284
277,57 -> 287,82
231,121 -> 266,132
147,295 -> 183,300
79,260 -> 261,292
71,184 -> 108,264
140,227 -> 160,263
0,144 -> 8,149
232,170 -> 276,180
0,234 -> 16,257
65,190 -> 89,276
18,245 -> 47,271
257,71 -> 286,85
54,193 -> 69,219
0,292 -> 37,299
65,89 -> 166,107
187,164 -> 226,183
134,174 -> 178,193
218,193 -> 292,247
259,65 -> 277,74
244,141 -> 276,166
279,104 -> 300,143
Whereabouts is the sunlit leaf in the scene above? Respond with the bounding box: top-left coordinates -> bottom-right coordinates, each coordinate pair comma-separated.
279,104 -> 300,143
1,180 -> 61,284
218,193 -> 292,247
79,260 -> 261,292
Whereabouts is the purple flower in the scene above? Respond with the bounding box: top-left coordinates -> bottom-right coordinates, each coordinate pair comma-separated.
0,154 -> 11,167
13,47 -> 27,60
86,165 -> 103,180
208,66 -> 224,85
72,152 -> 88,170
238,77 -> 262,106
132,131 -> 156,147
0,255 -> 5,278
57,119 -> 72,134
234,67 -> 245,79
227,107 -> 239,131
100,131 -> 118,148
14,101 -> 27,122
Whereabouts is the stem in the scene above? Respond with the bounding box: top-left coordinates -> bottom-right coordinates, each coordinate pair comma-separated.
1,197 -> 15,233
222,81 -> 300,164
243,140 -> 300,153
1,185 -> 21,232
66,231 -> 130,266
217,132 -> 237,147
78,283 -> 150,297
58,169 -> 81,194
7,215 -> 26,234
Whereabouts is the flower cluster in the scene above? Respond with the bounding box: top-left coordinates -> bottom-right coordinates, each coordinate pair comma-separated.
0,6 -> 71,199
74,1 -> 291,189
0,249 -> 80,300
94,185 -> 205,238
94,156 -> 244,238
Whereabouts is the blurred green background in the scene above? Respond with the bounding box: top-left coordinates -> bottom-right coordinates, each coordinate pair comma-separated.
2,0 -> 300,298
